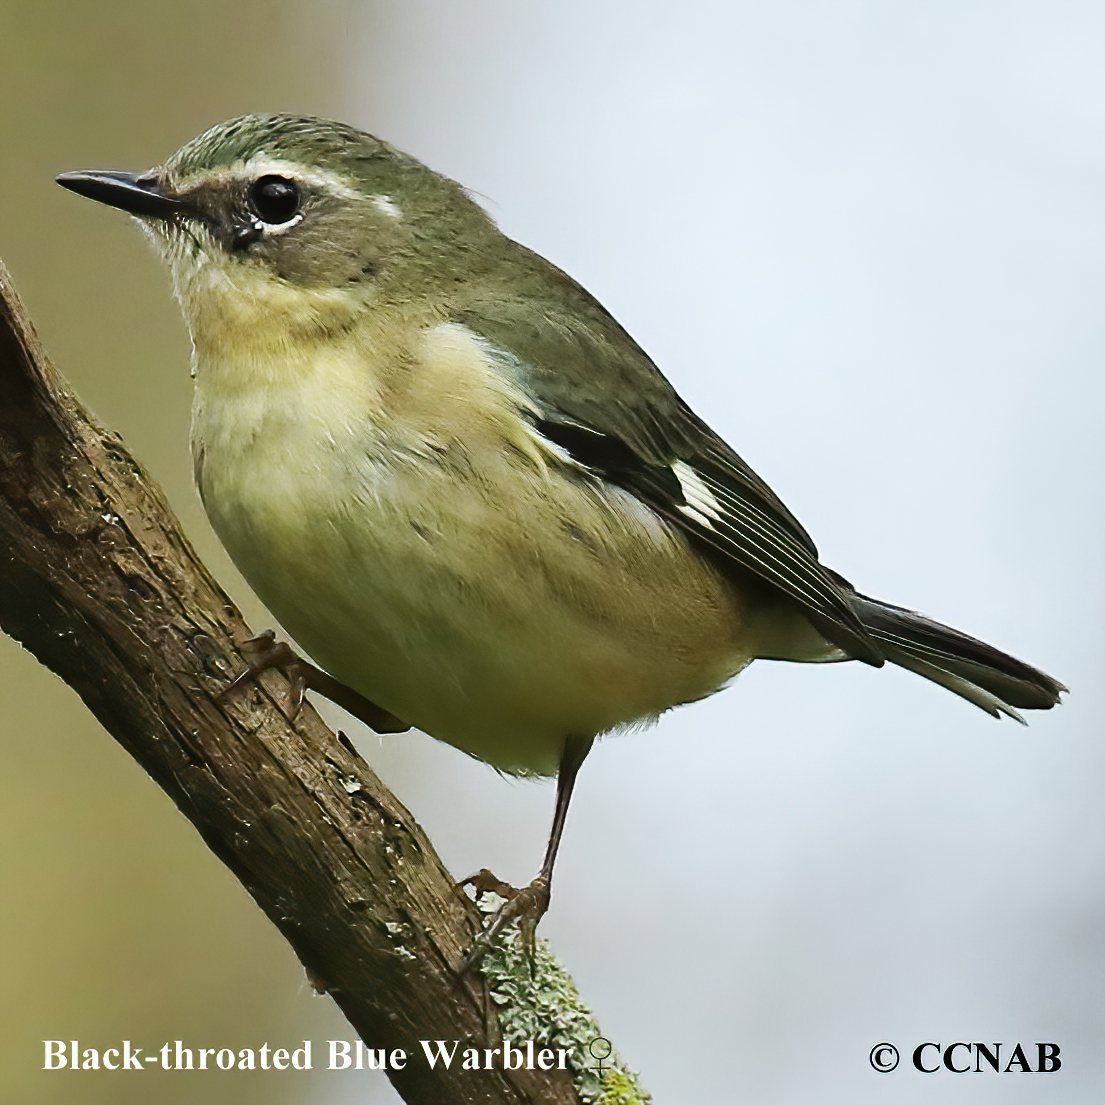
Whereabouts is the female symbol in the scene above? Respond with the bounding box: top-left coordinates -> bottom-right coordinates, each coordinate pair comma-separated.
588,1036 -> 613,1073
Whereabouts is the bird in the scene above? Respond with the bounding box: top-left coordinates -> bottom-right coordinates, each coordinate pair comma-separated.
57,113 -> 1065,960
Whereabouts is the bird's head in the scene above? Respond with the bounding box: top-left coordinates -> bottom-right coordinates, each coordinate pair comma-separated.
58,113 -> 497,348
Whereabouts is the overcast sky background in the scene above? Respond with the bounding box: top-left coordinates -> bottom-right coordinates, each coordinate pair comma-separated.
323,3 -> 1104,1102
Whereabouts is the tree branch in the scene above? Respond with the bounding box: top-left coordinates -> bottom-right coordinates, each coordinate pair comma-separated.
0,259 -> 648,1105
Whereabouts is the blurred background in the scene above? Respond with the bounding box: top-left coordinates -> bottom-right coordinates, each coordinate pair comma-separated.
1,1 -> 1101,1102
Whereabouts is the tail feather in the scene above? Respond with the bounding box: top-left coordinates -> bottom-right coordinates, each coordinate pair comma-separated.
852,593 -> 1066,722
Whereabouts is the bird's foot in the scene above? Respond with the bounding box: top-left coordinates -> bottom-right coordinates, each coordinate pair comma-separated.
220,630 -> 409,734
457,868 -> 551,973
221,630 -> 307,716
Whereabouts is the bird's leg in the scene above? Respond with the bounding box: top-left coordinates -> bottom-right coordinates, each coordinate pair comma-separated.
220,630 -> 409,734
459,734 -> 594,972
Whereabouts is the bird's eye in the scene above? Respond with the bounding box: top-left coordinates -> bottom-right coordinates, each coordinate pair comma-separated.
248,175 -> 301,224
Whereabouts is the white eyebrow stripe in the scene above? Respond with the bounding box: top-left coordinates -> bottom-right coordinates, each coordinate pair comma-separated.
672,460 -> 722,521
244,157 -> 363,199
174,156 -> 363,201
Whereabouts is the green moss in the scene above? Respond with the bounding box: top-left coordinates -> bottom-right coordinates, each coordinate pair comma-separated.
477,896 -> 650,1104
598,1067 -> 651,1105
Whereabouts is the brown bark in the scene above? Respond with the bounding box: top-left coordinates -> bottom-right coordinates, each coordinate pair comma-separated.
0,258 -> 585,1104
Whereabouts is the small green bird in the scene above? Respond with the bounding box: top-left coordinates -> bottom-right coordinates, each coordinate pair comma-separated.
58,114 -> 1064,954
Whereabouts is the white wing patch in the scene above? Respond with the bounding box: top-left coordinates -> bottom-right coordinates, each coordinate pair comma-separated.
673,459 -> 722,529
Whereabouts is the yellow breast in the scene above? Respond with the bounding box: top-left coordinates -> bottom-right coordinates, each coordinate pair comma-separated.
188,300 -> 754,774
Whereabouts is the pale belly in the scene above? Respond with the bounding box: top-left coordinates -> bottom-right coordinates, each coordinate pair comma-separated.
196,418 -> 755,776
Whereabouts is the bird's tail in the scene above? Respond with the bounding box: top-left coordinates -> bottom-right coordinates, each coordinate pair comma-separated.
851,593 -> 1066,722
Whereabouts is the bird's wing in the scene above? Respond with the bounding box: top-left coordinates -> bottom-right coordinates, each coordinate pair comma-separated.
455,253 -> 883,665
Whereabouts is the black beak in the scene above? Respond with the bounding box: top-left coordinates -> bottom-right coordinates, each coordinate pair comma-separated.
56,170 -> 187,220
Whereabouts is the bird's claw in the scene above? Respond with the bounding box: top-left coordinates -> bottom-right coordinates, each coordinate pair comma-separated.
219,631 -> 409,734
457,868 -> 518,901
220,630 -> 307,718
457,870 -> 550,974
